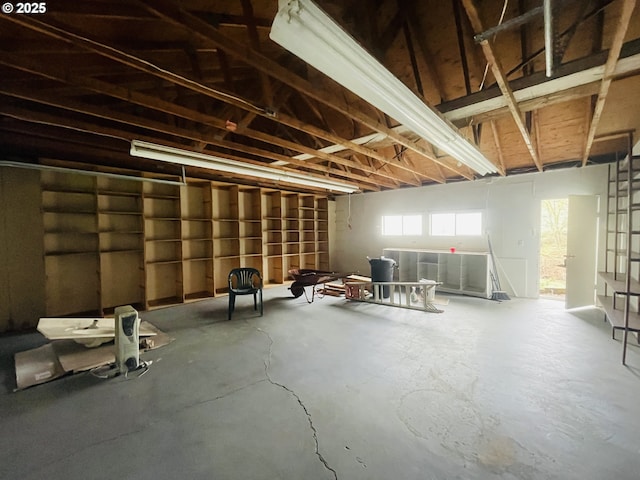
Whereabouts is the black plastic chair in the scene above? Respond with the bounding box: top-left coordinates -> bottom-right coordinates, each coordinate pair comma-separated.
228,268 -> 263,320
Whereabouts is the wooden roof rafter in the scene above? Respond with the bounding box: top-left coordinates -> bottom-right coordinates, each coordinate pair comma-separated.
0,101 -> 392,192
488,120 -> 507,175
239,0 -> 273,107
582,0 -> 637,165
407,13 -> 446,102
0,85 -> 397,190
462,0 -> 544,172
504,0 -> 618,79
51,10 -> 442,185
1,0 -> 636,193
135,0 -> 476,180
0,16 -> 418,188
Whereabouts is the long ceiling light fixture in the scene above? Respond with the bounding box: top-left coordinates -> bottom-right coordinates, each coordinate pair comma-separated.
269,0 -> 498,176
130,140 -> 359,194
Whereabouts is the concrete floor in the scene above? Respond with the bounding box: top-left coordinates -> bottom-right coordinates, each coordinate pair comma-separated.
1,286 -> 640,480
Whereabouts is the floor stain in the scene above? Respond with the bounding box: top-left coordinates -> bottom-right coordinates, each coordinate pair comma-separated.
476,434 -> 517,469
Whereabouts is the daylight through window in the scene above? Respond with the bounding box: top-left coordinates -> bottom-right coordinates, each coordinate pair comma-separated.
382,215 -> 423,235
430,212 -> 482,236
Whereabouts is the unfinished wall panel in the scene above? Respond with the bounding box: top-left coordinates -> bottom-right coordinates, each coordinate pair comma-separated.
0,167 -> 46,331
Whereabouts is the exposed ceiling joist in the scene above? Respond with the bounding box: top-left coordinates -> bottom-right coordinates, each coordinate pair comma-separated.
0,0 -> 638,194
0,51 -> 407,187
2,15 -> 442,188
1,103 -> 388,191
582,0 -> 637,165
462,0 -> 543,172
441,40 -> 640,122
489,121 -> 507,175
135,0 -> 475,180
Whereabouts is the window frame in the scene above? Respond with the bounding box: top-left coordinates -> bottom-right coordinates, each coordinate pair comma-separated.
381,214 -> 423,236
429,211 -> 483,237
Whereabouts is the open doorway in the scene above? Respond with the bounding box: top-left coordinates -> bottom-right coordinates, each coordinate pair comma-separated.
540,198 -> 568,300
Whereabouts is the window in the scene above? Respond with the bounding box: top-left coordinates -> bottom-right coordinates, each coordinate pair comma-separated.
382,215 -> 422,236
430,213 -> 455,236
430,212 -> 482,236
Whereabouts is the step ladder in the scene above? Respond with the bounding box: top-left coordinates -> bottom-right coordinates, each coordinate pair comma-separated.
345,281 -> 443,313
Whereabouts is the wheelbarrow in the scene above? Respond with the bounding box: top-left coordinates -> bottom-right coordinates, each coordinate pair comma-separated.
288,269 -> 351,303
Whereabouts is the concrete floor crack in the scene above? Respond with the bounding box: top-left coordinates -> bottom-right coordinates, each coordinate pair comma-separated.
163,379 -> 267,417
257,328 -> 338,480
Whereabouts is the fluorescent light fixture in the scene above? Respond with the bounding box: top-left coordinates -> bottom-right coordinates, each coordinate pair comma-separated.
130,140 -> 359,193
270,0 -> 497,176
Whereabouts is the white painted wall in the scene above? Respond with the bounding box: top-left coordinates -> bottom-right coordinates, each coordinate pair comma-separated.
332,164 -> 608,298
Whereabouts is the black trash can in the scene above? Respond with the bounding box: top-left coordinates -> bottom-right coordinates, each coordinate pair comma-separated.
368,256 -> 396,298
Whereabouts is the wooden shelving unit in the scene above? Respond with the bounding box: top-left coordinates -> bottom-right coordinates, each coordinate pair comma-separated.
262,190 -> 284,285
97,176 -> 144,314
181,182 -> 214,302
213,185 -> 240,295
597,135 -> 640,364
282,193 -> 300,274
143,182 -> 183,308
300,195 -> 316,269
41,171 -> 100,316
239,187 -> 263,272
40,171 -> 332,315
316,197 -> 330,271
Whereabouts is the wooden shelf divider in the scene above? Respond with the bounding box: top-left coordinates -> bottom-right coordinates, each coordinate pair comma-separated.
41,171 -> 332,315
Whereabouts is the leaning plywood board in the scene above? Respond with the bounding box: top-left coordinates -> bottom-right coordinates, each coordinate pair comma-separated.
37,317 -> 158,341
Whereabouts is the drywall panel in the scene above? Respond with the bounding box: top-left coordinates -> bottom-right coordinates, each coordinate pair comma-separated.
0,167 -> 46,331
496,258 -> 527,298
333,164 -> 607,298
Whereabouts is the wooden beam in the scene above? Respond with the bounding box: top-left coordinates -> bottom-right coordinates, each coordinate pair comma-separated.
0,50 -> 392,181
3,14 -> 450,184
519,0 -> 534,77
216,49 -> 235,92
582,0 -> 637,165
462,0 -> 543,172
554,0 -> 591,63
442,44 -> 640,123
489,121 -> 507,175
0,90 -> 385,189
240,0 -> 273,107
592,0 -> 606,54
0,132 -> 123,160
378,1 -> 411,55
133,0 -> 475,179
594,129 -> 635,143
532,110 -> 544,166
473,4 -> 544,43
403,22 -> 424,96
453,0 -> 473,95
505,0 -> 617,78
459,82 -> 601,126
0,103 -> 387,191
407,15 -> 446,102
